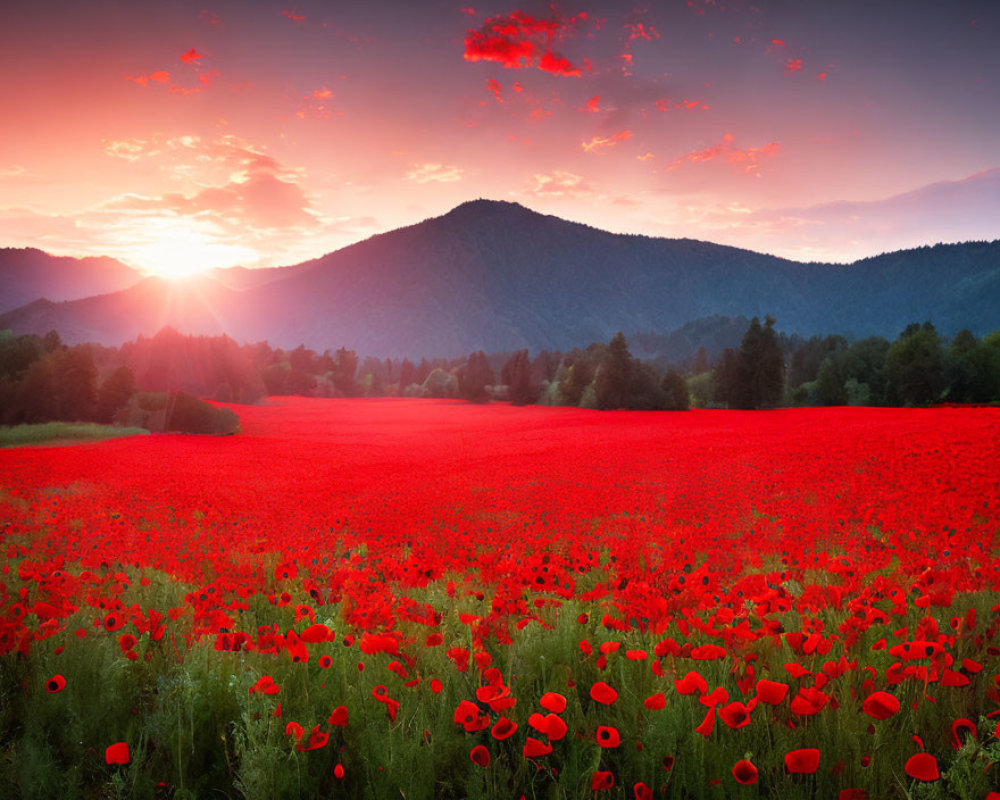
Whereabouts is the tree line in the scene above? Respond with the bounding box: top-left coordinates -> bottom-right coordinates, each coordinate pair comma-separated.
2,317 -> 998,430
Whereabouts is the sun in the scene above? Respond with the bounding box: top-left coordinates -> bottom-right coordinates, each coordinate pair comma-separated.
128,218 -> 258,278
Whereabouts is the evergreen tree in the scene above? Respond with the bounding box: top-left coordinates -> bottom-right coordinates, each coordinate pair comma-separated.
458,350 -> 493,402
332,347 -> 358,396
885,322 -> 944,405
501,349 -> 538,405
96,365 -> 137,423
661,369 -> 690,411
558,358 -> 593,407
398,358 -> 416,394
595,332 -> 633,410
733,316 -> 784,409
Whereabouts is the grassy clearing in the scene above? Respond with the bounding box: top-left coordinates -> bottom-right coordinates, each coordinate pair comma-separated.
0,422 -> 148,447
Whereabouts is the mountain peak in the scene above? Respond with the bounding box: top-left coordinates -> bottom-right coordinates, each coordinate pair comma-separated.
443,198 -> 534,219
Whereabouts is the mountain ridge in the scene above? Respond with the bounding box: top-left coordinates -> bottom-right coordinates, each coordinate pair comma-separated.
1,201 -> 998,357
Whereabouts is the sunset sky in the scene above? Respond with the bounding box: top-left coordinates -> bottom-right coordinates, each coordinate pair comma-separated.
1,0 -> 997,275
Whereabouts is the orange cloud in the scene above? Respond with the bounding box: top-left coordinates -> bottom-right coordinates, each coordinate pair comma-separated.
181,48 -> 203,63
406,163 -> 463,183
667,133 -> 780,174
463,11 -> 584,76
582,129 -> 631,152
580,95 -> 600,112
125,70 -> 171,87
525,170 -> 591,196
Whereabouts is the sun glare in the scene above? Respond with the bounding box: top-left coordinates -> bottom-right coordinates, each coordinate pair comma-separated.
129,219 -> 257,279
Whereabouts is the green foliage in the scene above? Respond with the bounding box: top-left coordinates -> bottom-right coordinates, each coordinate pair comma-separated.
595,332 -> 633,410
885,322 -> 945,406
660,369 -> 690,411
459,351 -> 494,403
501,350 -> 539,406
0,422 -> 148,447
422,368 -> 459,399
165,391 -> 240,434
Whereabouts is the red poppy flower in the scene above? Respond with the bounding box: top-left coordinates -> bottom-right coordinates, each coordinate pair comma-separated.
662,756 -> 674,771
644,692 -> 666,710
950,718 -> 976,750
590,681 -> 618,705
592,771 -> 614,791
540,691 -> 567,714
285,721 -> 304,741
694,706 -> 715,737
904,753 -> 939,781
248,675 -> 280,696
328,705 -> 349,726
861,691 -> 900,720
300,623 -> 331,643
297,725 -> 329,751
318,654 -> 333,669
523,737 -> 553,758
633,782 -> 652,800
674,671 -> 708,696
103,613 -> 125,632
469,745 -> 491,767
46,674 -> 66,693
756,678 -> 789,705
430,679 -> 443,693
492,716 -> 518,740
785,748 -> 820,774
718,701 -> 752,729
105,742 -> 129,765
733,759 -> 758,785
839,790 -> 868,800
596,725 -> 620,748
333,763 -> 344,779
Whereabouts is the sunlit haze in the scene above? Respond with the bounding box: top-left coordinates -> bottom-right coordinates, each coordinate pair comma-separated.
1,0 -> 997,276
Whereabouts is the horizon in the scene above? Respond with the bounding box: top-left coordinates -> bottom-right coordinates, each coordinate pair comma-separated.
0,1 -> 997,276
9,196 -> 1000,278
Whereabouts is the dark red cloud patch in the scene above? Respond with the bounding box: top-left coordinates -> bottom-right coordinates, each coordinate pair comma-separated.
463,10 -> 585,76
181,49 -> 203,64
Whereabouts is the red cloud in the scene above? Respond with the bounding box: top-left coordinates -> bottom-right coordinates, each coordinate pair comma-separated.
460,6 -> 475,14
785,58 -> 803,73
581,95 -> 600,112
282,10 -> 306,22
626,22 -> 659,41
487,78 -> 503,102
657,98 -> 709,111
463,11 -> 584,76
181,49 -> 203,63
667,133 -> 780,174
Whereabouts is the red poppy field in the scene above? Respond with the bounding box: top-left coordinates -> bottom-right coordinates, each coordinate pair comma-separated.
1,398 -> 999,799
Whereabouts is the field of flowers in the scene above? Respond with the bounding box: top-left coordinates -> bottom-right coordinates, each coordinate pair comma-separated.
1,397 -> 999,799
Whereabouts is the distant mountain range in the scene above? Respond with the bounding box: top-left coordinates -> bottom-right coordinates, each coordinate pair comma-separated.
1,200 -> 998,357
0,248 -> 142,314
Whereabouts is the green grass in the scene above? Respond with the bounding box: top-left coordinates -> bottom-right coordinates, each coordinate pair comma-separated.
1,559 -> 998,800
0,422 -> 149,447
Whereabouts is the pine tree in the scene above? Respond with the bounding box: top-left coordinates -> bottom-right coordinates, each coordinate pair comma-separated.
595,332 -> 633,410
458,350 -> 493,402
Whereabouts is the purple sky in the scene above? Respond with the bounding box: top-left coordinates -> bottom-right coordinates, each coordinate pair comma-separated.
0,0 -> 997,275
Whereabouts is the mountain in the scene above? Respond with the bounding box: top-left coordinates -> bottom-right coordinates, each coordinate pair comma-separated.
1,200 -> 998,357
0,248 -> 142,313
